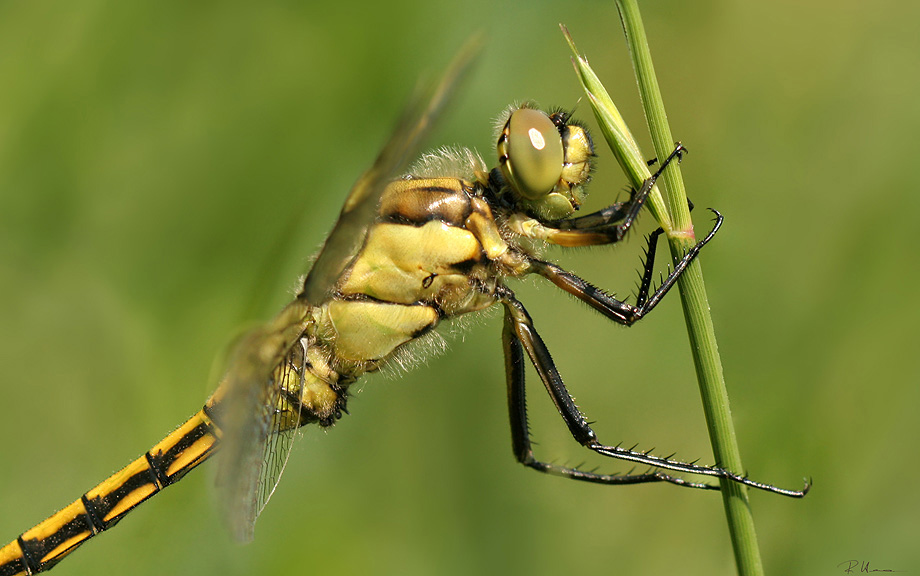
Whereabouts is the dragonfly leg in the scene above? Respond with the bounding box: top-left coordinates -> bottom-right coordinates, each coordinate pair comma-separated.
529,209 -> 722,326
498,285 -> 809,497
534,143 -> 687,247
499,286 -> 716,490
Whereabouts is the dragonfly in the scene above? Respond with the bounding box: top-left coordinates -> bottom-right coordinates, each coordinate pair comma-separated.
0,39 -> 808,576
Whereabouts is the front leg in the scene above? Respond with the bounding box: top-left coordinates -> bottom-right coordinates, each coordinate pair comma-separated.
507,143 -> 687,248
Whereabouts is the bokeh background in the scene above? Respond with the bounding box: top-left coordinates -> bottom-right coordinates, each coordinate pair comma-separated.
1,1 -> 916,575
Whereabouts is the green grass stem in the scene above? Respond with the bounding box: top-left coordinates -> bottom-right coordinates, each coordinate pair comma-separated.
563,5 -> 764,574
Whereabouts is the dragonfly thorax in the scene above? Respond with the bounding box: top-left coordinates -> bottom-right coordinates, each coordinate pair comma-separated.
276,108 -> 596,430
317,176 -> 512,371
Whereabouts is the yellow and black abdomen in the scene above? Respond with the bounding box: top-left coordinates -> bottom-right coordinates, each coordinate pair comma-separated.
0,411 -> 218,575
322,177 -> 507,365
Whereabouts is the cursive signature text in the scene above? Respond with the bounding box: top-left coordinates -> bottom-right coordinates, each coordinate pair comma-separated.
838,560 -> 904,573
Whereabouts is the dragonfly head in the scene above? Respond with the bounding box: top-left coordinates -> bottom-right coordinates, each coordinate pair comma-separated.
495,104 -> 594,221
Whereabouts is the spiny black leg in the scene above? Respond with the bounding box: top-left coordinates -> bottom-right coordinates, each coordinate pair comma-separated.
614,143 -> 688,239
532,209 -> 723,326
647,142 -> 690,168
636,197 -> 698,307
551,200 -> 632,231
530,259 -> 637,325
636,208 -> 722,313
499,285 -> 718,490
531,207 -> 719,327
502,300 -> 531,464
548,142 -> 687,240
598,143 -> 686,242
590,441 -> 810,497
498,285 -> 809,498
635,226 -> 664,308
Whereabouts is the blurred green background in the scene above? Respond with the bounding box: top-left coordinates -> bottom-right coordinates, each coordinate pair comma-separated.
1,1 -> 917,575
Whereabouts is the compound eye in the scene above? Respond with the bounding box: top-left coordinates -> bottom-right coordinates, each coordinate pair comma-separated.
499,108 -> 564,200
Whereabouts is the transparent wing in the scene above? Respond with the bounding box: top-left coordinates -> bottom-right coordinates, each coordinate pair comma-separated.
251,338 -> 306,522
214,36 -> 482,542
213,300 -> 311,542
300,34 -> 482,305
